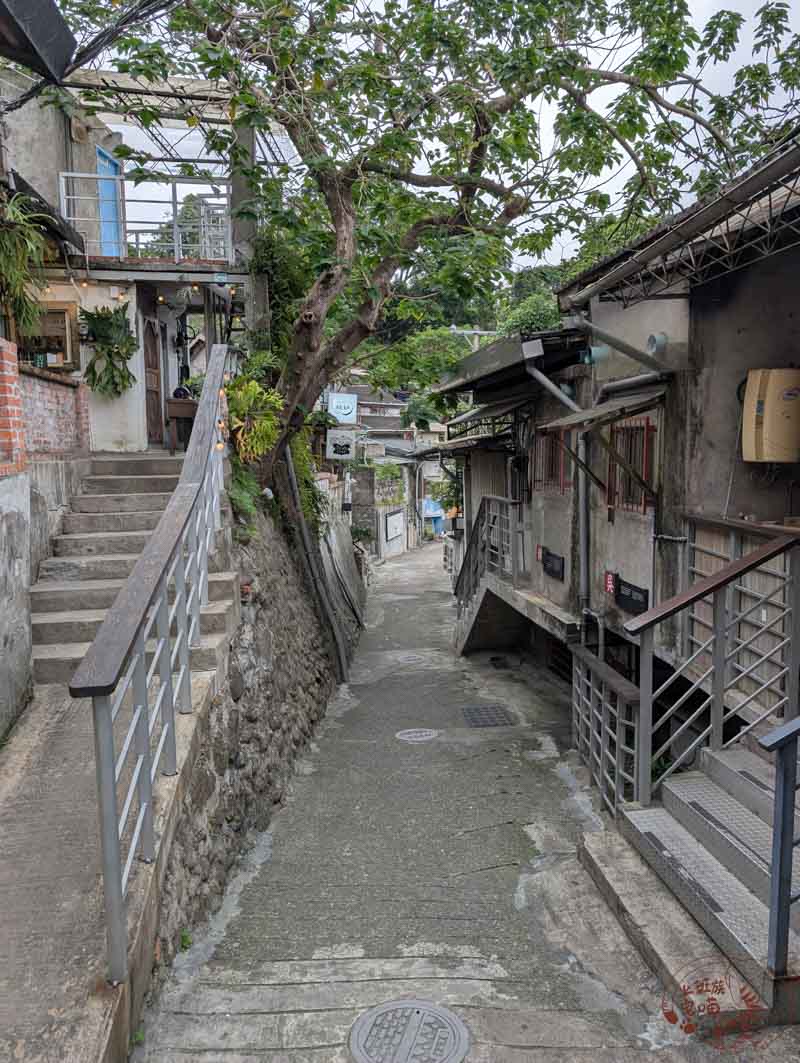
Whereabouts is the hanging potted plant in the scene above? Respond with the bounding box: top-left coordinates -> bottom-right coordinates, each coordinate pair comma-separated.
80,304 -> 137,397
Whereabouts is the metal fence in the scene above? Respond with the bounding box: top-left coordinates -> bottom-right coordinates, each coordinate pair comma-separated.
454,495 -> 519,617
571,645 -> 640,816
59,172 -> 233,262
69,344 -> 232,984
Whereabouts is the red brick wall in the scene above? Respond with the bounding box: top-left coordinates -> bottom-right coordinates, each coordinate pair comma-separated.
0,340 -> 25,477
0,342 -> 90,477
19,364 -> 90,460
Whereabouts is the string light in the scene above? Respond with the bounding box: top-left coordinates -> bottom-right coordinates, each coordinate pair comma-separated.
158,295 -> 165,303
81,280 -> 89,289
217,418 -> 225,430
215,440 -> 224,451
191,284 -> 199,292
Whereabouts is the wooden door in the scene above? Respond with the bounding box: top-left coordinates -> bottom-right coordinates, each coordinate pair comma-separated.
144,319 -> 163,444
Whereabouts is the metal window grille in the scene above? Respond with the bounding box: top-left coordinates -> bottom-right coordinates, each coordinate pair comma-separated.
606,416 -> 656,513
533,430 -> 572,493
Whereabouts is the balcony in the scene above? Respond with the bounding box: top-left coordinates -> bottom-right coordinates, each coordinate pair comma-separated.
58,171 -> 233,264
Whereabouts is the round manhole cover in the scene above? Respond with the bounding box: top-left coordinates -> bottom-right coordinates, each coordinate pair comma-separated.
395,728 -> 439,743
349,999 -> 470,1063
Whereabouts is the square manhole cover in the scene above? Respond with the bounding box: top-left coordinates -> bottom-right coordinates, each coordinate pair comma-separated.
461,704 -> 516,728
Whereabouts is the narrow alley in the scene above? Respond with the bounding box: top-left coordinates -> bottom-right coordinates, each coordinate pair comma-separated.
135,546 -> 800,1061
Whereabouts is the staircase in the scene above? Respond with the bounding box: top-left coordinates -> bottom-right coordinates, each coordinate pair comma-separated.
575,534 -> 800,1023
31,453 -> 238,688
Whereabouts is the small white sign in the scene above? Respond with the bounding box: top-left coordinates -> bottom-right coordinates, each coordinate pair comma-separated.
326,429 -> 357,461
385,509 -> 404,541
328,392 -> 358,424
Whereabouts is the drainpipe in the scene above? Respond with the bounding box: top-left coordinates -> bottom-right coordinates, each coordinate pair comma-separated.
525,361 -> 590,640
567,316 -> 671,375
285,443 -> 349,682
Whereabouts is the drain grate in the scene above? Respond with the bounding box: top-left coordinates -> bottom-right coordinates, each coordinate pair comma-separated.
461,704 -> 516,728
349,999 -> 470,1063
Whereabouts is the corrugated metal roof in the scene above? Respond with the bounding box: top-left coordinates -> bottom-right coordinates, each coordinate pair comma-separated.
446,395 -> 534,428
538,388 -> 665,433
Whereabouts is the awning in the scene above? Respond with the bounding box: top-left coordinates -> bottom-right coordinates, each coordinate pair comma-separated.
0,0 -> 75,80
446,395 -> 533,429
415,431 -> 513,458
538,388 -> 665,434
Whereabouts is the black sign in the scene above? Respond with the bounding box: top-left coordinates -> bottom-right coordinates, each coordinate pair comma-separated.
541,547 -> 565,582
615,576 -> 650,615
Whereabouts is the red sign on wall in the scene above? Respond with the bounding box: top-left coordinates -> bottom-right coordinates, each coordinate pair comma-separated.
604,571 -> 616,594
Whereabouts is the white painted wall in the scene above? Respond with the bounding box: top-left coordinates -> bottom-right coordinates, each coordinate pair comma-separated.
45,281 -> 147,452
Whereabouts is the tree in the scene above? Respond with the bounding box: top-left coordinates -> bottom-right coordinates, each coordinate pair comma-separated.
24,0 -> 800,465
365,327 -> 472,394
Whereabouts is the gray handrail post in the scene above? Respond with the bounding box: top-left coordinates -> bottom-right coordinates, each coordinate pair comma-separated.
132,630 -> 155,862
767,736 -> 797,976
637,627 -> 654,806
155,578 -> 177,776
186,515 -> 202,648
710,587 -> 727,750
510,501 -> 519,584
174,545 -> 193,712
786,545 -> 800,723
92,694 -> 127,985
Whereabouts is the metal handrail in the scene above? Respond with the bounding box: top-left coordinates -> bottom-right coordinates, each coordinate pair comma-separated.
759,716 -> 800,977
70,344 -> 230,985
624,534 -> 800,636
454,496 -> 519,616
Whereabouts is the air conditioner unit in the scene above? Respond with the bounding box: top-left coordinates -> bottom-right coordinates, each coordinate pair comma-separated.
743,369 -> 800,462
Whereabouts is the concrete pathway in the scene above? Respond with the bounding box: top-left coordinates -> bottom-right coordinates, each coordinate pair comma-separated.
138,545 -> 800,1061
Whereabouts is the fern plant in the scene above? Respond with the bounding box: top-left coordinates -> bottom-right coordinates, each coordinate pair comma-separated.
81,304 -> 137,397
0,191 -> 47,335
226,375 -> 283,463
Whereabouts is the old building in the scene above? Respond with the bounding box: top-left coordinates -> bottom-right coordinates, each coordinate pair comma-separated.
440,131 -> 800,1018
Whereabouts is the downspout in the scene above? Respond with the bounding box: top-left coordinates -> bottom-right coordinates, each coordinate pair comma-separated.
525,361 -> 590,642
285,443 -> 349,682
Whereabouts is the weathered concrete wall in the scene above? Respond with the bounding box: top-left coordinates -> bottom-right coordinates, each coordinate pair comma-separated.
155,506 -> 362,973
28,456 -> 91,580
0,471 -> 31,737
352,465 -> 418,558
0,68 -> 121,219
688,247 -> 800,522
44,280 -> 147,452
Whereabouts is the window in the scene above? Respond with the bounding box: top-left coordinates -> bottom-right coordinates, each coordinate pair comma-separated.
606,416 -> 657,513
532,430 -> 572,493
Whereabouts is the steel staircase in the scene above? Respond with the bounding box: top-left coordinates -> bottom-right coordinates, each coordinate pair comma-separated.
573,533 -> 800,1020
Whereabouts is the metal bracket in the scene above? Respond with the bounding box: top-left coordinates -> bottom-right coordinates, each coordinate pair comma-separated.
590,428 -> 656,500
555,434 -> 606,492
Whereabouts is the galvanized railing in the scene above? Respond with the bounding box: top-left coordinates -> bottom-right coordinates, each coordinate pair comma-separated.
624,534 -> 800,805
59,171 -> 233,262
454,496 -> 518,617
759,715 -> 800,978
571,645 -> 640,815
69,344 -> 231,984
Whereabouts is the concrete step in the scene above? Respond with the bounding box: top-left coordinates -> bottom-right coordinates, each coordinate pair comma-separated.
38,546 -> 231,583
620,802 -> 800,1015
32,631 -> 228,686
701,747 -> 784,827
30,571 -> 239,613
31,599 -> 235,645
53,529 -> 150,557
80,474 -> 180,496
579,829 -> 770,1034
62,510 -> 164,534
661,771 -> 800,914
90,456 -> 184,477
70,492 -> 172,513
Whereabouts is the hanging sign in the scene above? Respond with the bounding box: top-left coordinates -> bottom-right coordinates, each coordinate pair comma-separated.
328,392 -> 358,424
325,429 -> 357,460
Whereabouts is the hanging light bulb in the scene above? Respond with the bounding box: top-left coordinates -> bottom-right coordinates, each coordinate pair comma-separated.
158,294 -> 165,304
192,284 -> 199,292
81,280 -> 89,289
215,439 -> 224,451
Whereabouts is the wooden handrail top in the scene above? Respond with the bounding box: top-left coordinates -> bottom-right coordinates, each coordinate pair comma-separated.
624,533 -> 800,637
69,344 -> 229,699
571,645 -> 641,704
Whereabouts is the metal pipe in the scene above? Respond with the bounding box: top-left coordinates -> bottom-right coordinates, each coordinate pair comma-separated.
526,361 -> 590,626
285,444 -> 349,682
569,317 -> 670,374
